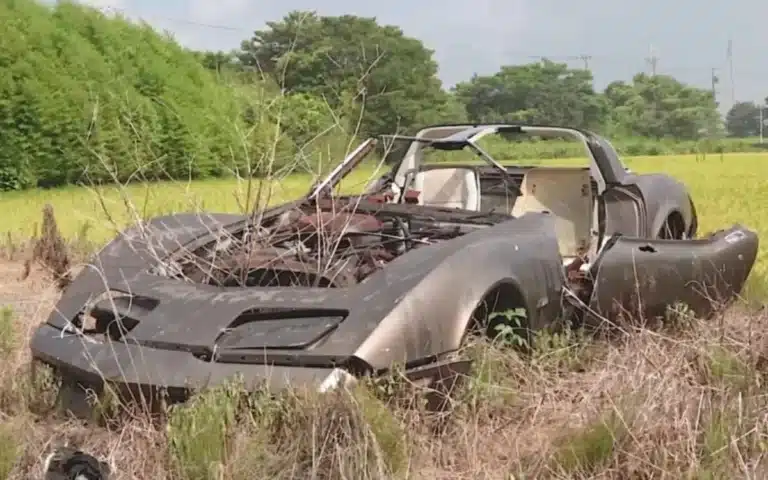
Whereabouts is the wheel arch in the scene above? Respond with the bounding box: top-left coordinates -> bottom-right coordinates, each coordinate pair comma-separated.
466,277 -> 534,341
659,210 -> 687,239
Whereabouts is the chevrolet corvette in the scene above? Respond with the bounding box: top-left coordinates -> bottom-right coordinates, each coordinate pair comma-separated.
30,123 -> 759,412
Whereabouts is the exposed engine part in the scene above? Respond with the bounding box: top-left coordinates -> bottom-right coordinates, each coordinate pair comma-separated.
161,205 -> 468,288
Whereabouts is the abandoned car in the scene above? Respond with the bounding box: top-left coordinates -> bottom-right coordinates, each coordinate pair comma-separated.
30,123 -> 759,405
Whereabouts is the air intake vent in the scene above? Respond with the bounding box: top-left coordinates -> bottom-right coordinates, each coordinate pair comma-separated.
214,308 -> 347,351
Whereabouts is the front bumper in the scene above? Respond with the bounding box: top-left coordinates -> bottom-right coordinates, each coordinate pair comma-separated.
30,324 -> 335,398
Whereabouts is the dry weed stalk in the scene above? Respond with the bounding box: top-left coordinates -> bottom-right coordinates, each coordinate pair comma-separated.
21,204 -> 72,290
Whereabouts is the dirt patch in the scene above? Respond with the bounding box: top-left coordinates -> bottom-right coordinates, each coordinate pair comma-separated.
0,260 -> 60,329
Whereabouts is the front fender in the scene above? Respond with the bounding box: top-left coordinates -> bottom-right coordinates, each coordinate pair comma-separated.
354,213 -> 566,371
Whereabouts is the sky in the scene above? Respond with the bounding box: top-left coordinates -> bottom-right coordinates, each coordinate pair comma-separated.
67,0 -> 766,113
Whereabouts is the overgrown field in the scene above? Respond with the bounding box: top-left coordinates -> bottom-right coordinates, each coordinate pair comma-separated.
1,152 -> 768,479
3,151 -> 768,291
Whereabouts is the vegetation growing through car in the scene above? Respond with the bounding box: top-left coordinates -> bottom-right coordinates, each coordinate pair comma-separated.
490,308 -> 530,349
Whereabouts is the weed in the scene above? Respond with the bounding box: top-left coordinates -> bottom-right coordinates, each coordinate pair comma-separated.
167,383 -> 241,480
490,308 -> 529,349
550,409 -> 629,475
0,422 -> 19,479
0,306 -> 16,358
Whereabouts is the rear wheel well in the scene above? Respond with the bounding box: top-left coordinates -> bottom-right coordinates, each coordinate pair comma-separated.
469,282 -> 530,342
659,211 -> 686,239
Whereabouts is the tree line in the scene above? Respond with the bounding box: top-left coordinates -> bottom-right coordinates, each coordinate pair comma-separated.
725,100 -> 768,138
207,12 -> 726,140
0,1 -> 763,191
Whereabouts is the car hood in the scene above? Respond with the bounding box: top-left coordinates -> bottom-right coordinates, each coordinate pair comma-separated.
43,211 -> 482,369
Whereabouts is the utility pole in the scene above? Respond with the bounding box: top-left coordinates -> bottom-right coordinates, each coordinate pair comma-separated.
710,68 -> 719,104
727,37 -> 735,103
760,104 -> 764,144
645,45 -> 658,76
579,54 -> 592,70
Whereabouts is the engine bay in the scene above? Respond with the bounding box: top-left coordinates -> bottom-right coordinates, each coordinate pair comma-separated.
154,202 -> 491,288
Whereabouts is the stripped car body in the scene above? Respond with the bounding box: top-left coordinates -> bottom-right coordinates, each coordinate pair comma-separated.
30,123 -> 759,406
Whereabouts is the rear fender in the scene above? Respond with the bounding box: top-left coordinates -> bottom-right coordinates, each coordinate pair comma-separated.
586,225 -> 759,324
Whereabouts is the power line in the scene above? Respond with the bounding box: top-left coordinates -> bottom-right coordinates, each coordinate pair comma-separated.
93,4 -> 251,32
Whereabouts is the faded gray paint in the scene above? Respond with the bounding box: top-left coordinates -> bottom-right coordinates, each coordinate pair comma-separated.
29,124 -> 759,408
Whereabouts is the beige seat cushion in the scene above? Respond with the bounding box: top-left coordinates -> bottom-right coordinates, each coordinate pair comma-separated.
511,167 -> 594,258
412,168 -> 481,211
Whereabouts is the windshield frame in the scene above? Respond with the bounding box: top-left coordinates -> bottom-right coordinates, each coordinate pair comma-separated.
393,124 -> 608,193
307,123 -> 614,201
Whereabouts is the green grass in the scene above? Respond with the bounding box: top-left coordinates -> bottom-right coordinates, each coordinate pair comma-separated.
3,152 -> 766,259
2,152 -> 767,296
0,164 -> 386,243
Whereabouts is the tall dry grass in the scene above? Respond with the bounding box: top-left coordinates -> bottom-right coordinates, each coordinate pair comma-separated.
1,267 -> 767,480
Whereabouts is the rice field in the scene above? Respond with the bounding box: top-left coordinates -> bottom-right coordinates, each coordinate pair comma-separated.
2,152 -> 767,292
0,152 -> 767,478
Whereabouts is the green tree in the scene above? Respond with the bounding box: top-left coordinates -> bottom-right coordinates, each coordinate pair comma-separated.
237,11 -> 454,136
603,74 -> 720,139
453,60 -> 607,129
193,49 -> 242,74
272,92 -> 337,147
725,101 -> 763,137
0,0 -> 272,190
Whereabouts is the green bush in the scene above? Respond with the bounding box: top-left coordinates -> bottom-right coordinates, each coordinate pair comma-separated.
0,0 -> 284,191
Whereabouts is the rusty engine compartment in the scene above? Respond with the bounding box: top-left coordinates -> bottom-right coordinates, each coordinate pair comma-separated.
157,203 -> 478,288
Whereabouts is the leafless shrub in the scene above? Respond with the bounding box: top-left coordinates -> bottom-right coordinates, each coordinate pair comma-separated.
21,204 -> 72,290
